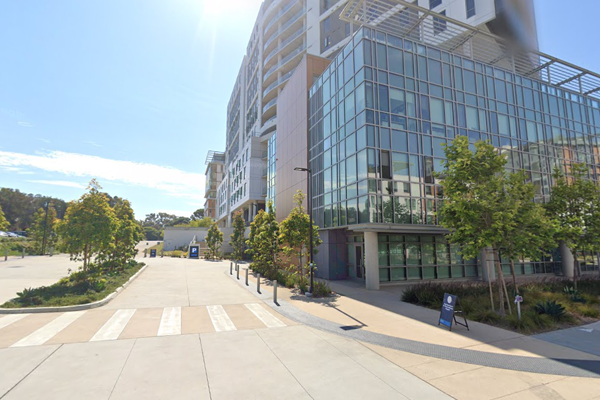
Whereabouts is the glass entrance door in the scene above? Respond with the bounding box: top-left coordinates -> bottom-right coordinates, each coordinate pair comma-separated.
355,245 -> 364,279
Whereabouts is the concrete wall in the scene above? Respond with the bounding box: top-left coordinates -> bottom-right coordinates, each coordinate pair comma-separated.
163,226 -> 243,254
275,54 -> 331,222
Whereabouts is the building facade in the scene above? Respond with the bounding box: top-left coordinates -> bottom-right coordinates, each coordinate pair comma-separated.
204,151 -> 225,219
307,15 -> 600,288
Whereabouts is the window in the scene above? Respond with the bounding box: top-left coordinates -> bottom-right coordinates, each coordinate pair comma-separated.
323,36 -> 331,49
429,0 -> 442,9
323,17 -> 331,33
466,0 -> 476,18
345,22 -> 351,37
433,10 -> 446,35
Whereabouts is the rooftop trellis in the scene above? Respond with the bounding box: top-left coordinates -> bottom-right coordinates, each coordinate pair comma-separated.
340,0 -> 600,100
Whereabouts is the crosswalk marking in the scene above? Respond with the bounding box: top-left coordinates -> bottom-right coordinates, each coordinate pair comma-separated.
245,304 -> 286,328
157,307 -> 181,336
11,311 -> 86,347
207,305 -> 237,332
0,314 -> 30,330
90,309 -> 136,341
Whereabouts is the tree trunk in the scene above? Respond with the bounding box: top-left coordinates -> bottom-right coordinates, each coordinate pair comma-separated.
509,259 -> 519,295
485,249 -> 495,312
493,249 -> 506,316
495,250 -> 512,315
572,250 -> 578,291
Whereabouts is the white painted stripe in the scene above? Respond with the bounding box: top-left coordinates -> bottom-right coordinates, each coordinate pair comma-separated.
0,314 -> 30,330
157,307 -> 181,336
11,311 -> 86,347
245,303 -> 286,328
207,305 -> 236,332
90,309 -> 136,341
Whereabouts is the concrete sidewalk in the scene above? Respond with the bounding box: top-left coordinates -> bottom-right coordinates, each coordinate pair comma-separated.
238,272 -> 600,400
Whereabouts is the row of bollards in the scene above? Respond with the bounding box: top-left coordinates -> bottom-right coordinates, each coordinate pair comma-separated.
229,260 -> 277,305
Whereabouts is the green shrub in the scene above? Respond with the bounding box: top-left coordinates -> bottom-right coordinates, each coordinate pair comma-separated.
534,300 -> 566,320
563,286 -> 586,303
298,279 -> 308,294
506,312 -> 537,333
575,304 -> 600,318
471,309 -> 501,323
312,280 -> 332,297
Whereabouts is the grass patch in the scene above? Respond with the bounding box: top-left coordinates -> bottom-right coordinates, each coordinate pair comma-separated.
148,242 -> 163,252
401,277 -> 600,334
1,261 -> 145,308
0,237 -> 37,256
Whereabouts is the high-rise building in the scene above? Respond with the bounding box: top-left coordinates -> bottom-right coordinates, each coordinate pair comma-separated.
305,0 -> 600,288
204,151 -> 225,219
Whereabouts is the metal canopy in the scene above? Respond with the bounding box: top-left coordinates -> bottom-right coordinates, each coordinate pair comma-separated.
340,0 -> 600,101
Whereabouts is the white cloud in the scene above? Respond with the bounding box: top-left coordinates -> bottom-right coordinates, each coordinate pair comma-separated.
27,180 -> 85,189
17,121 -> 33,127
84,141 -> 102,147
37,138 -> 51,143
0,150 -> 205,201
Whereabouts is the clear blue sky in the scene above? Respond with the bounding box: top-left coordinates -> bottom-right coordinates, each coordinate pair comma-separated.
0,0 -> 598,219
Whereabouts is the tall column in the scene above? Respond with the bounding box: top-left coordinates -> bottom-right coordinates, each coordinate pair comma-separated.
480,248 -> 496,282
363,232 -> 380,290
560,242 -> 574,278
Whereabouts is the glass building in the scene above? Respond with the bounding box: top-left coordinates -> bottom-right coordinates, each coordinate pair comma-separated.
308,26 -> 600,288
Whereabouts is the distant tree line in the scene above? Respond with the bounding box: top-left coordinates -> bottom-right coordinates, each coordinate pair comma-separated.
0,188 -> 67,231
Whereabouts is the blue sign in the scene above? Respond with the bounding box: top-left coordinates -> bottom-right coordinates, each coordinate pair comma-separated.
190,246 -> 199,258
439,293 -> 457,328
150,249 -> 157,258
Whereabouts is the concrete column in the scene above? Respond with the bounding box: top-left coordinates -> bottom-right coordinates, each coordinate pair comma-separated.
560,241 -> 575,278
363,232 -> 380,291
480,248 -> 496,282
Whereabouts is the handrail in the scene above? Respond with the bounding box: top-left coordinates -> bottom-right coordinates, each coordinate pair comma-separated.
263,0 -> 301,34
262,98 -> 278,114
263,69 -> 294,97
263,7 -> 305,51
264,24 -> 306,66
263,33 -> 306,82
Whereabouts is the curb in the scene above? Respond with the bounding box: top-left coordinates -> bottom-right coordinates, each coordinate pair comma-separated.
0,263 -> 149,314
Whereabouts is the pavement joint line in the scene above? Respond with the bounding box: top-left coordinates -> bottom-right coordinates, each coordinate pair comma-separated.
267,299 -> 600,378
198,334 -> 213,400
0,343 -> 63,400
254,329 -> 315,400
107,338 -> 137,400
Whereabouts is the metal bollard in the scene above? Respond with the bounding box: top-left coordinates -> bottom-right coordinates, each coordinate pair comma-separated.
230,262 -> 233,275
4,249 -> 7,261
236,264 -> 239,280
161,249 -> 164,258
245,268 -> 249,286
144,249 -> 147,258
22,248 -> 25,258
273,280 -> 278,304
257,273 -> 261,293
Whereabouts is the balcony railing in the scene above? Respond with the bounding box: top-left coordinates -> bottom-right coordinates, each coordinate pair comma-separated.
263,69 -> 295,98
264,23 -> 305,66
262,98 -> 278,114
263,0 -> 301,34
263,7 -> 305,51
263,30 -> 306,82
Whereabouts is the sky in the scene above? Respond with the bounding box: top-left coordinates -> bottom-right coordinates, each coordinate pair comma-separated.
0,0 -> 598,220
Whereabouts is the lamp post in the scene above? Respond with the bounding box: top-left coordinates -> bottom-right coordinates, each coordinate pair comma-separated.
41,201 -> 49,256
294,167 -> 313,294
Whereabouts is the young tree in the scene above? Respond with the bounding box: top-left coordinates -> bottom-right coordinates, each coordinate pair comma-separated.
230,211 -> 246,260
107,199 -> 144,269
57,180 -> 116,270
27,204 -> 59,254
189,217 -> 213,228
438,136 -> 513,314
0,203 -> 9,231
246,202 -> 279,277
545,163 -> 600,288
499,171 -> 557,294
279,190 -> 322,278
205,222 -> 223,260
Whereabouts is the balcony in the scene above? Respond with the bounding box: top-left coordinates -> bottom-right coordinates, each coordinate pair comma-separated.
263,0 -> 301,35
263,69 -> 295,99
263,7 -> 305,52
262,168 -> 268,178
262,98 -> 277,114
264,23 -> 305,67
263,29 -> 306,82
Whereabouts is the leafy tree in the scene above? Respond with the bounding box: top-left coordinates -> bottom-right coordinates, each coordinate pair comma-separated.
107,199 -> 144,269
57,180 -> 116,270
499,171 -> 556,294
189,217 -> 213,228
0,203 -> 8,231
205,222 -> 223,260
190,208 -> 204,221
0,188 -> 67,230
545,163 -> 600,288
246,201 -> 280,277
27,204 -> 59,254
437,137 -> 513,315
143,226 -> 162,240
278,190 -> 322,278
230,211 -> 246,260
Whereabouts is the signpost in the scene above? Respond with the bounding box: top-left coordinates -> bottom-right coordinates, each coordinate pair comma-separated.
189,245 -> 199,259
438,293 -> 469,331
514,295 -> 523,322
150,249 -> 157,258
